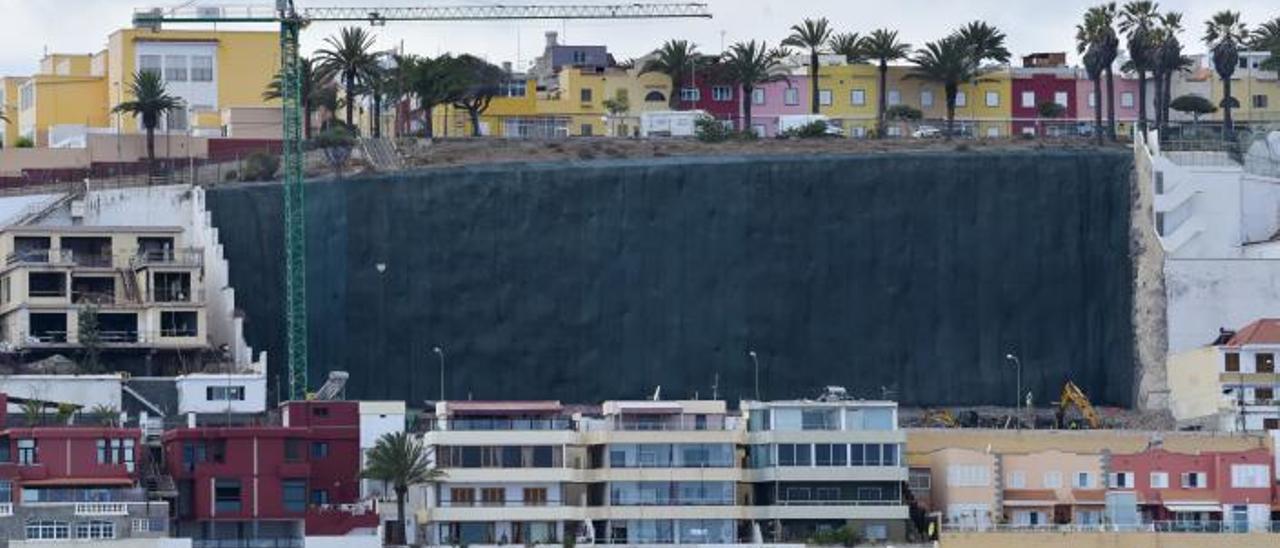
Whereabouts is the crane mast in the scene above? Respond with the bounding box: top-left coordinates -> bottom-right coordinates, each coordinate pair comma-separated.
132,2 -> 711,401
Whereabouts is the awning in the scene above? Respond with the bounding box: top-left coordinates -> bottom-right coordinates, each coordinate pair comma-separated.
446,400 -> 563,415
615,402 -> 683,415
22,477 -> 134,487
1164,503 -> 1221,513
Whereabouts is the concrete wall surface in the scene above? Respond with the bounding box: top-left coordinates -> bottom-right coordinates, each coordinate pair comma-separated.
304,536 -> 381,548
942,532 -> 1280,548
11,540 -> 191,548
905,428 -> 1270,461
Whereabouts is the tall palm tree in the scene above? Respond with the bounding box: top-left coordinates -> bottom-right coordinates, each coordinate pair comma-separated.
112,70 -> 182,176
783,17 -> 833,114
1148,12 -> 1182,131
362,432 -> 444,546
859,29 -> 912,139
641,40 -> 704,110
1204,10 -> 1249,138
1077,4 -> 1121,140
315,26 -> 379,129
1083,45 -> 1107,145
1119,1 -> 1161,132
955,21 -> 1012,66
829,32 -> 863,63
909,35 -> 987,138
721,41 -> 787,131
1254,17 -> 1280,71
263,57 -> 332,138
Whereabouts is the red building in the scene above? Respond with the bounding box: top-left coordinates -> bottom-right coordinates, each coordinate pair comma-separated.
1010,68 -> 1080,137
1107,447 -> 1275,531
162,400 -> 377,542
681,62 -> 741,126
0,392 -> 169,542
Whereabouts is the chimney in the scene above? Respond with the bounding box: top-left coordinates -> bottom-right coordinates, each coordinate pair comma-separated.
502,61 -> 513,74
545,31 -> 559,47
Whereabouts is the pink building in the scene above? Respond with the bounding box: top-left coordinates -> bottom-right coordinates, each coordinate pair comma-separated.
1074,70 -> 1142,137
743,76 -> 811,137
1107,448 -> 1274,531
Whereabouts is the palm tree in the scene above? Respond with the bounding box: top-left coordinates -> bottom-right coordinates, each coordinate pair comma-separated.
1204,10 -> 1249,138
859,29 -> 912,139
1119,1 -> 1161,132
721,41 -> 787,131
112,70 -> 182,176
909,35 -> 987,139
362,432 -> 443,545
263,57 -> 332,138
1077,4 -> 1121,140
1254,17 -> 1280,71
783,17 -> 833,114
315,26 -> 379,129
955,21 -> 1012,66
829,32 -> 863,64
641,40 -> 704,110
1083,46 -> 1107,144
1150,12 -> 1184,131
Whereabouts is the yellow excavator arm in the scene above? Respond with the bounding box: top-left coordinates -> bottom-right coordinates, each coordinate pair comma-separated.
1059,381 -> 1101,429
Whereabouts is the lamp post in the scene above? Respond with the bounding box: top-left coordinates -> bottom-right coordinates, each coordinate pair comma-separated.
433,346 -> 445,401
748,350 -> 760,401
1005,353 -> 1022,428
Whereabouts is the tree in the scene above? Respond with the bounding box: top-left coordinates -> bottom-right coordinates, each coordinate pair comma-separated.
1151,13 -> 1187,131
860,29 -> 912,139
955,21 -> 1012,65
1078,3 -> 1121,141
1119,1 -> 1161,132
1083,45 -> 1107,145
721,41 -> 787,131
263,57 -> 332,138
315,27 -> 379,129
784,18 -> 833,115
450,55 -> 507,137
362,432 -> 444,545
311,124 -> 356,178
603,94 -> 630,137
404,54 -> 466,138
641,40 -> 705,110
1169,94 -> 1217,128
1253,17 -> 1280,71
78,304 -> 103,373
1036,101 -> 1067,136
828,32 -> 863,64
909,35 -> 988,139
112,70 -> 182,177
1204,10 -> 1249,138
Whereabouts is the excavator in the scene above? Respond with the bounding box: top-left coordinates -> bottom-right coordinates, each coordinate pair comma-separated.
1056,381 -> 1102,429
922,409 -> 959,428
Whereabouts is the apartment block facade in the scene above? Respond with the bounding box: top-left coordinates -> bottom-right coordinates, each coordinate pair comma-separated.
410,396 -> 910,545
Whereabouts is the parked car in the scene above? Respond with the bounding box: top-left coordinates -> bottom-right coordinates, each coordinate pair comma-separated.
912,126 -> 942,139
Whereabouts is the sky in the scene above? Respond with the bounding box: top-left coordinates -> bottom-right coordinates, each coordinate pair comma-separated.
1,0 -> 1276,76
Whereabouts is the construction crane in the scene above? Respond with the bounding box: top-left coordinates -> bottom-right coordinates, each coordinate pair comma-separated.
1056,380 -> 1102,429
132,2 -> 712,401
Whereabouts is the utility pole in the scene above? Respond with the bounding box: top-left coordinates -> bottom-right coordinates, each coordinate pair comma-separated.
748,350 -> 760,401
1006,353 -> 1022,429
433,346 -> 445,401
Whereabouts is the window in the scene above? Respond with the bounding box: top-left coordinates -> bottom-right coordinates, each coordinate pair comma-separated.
644,90 -> 665,103
160,311 -> 198,337
851,89 -> 866,106
166,107 -> 187,131
864,444 -> 881,466
1043,471 -> 1062,489
680,88 -> 700,102
139,55 -> 162,77
131,519 -> 156,533
816,487 -> 840,501
285,438 -> 301,461
164,55 -> 187,82
908,469 -> 932,490
882,444 -> 897,466
819,89 -> 833,106
311,442 -> 329,459
1074,472 -> 1094,489
865,524 -> 888,541
0,480 -> 10,502
795,444 -> 811,466
480,487 -> 505,506
1150,472 -> 1168,489
887,89 -> 901,106
451,488 -> 475,506
947,465 -> 990,487
784,88 -> 799,106
191,55 -> 213,81
1054,91 -> 1069,107
26,520 -> 69,540
1230,464 -> 1268,488
1225,352 -> 1240,372
282,480 -> 306,512
1008,470 -> 1026,489
1256,353 -> 1275,373
1256,387 -> 1275,403
215,479 -> 241,513
1253,95 -> 1269,109
712,86 -> 732,101
18,439 -> 36,465
580,124 -> 593,137
801,410 -> 836,430
311,489 -> 329,506
1121,92 -> 1135,108
572,51 -> 587,64
985,91 -> 1000,107
206,386 -> 245,401
95,438 -> 135,471
523,487 -> 548,506
921,90 -> 934,108
579,88 -> 593,103
849,443 -> 864,466
752,88 -> 765,105
956,91 -> 967,107
1021,91 -> 1036,108
76,520 -> 116,540
1180,472 -> 1206,488
1088,92 -> 1097,108
1110,472 -> 1133,489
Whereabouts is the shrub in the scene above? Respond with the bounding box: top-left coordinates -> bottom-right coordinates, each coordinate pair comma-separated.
808,525 -> 862,547
242,152 -> 280,182
312,125 -> 357,177
781,120 -> 833,139
694,117 -> 734,143
14,136 -> 34,148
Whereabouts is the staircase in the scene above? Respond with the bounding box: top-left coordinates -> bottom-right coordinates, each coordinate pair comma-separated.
118,269 -> 142,303
142,458 -> 178,500
358,137 -> 404,172
313,371 -> 349,400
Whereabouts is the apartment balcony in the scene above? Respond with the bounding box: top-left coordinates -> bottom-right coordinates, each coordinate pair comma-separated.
74,502 -> 130,516
427,500 -> 582,522
305,500 -> 380,536
747,500 -> 910,521
5,249 -> 74,267
0,502 -> 12,516
131,248 -> 204,270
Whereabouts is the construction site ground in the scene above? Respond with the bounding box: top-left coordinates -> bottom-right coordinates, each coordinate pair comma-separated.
900,405 -> 1176,431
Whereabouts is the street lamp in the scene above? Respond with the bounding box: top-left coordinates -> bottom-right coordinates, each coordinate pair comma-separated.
1005,353 -> 1022,427
433,346 -> 445,401
748,350 -> 760,401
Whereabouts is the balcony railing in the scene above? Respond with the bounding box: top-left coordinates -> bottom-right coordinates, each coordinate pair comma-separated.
193,540 -> 304,548
132,248 -> 204,268
151,287 -> 205,303
74,502 -> 129,516
943,521 -> 1280,534
427,418 -> 576,431
0,503 -> 11,516
7,249 -> 75,266
439,499 -> 566,507
610,497 -> 737,507
774,498 -> 903,506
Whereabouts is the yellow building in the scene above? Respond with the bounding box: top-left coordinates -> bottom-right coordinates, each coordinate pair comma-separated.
15,53 -> 109,147
1,77 -> 30,148
537,68 -> 609,137
880,66 -> 1013,138
602,63 -> 673,137
431,78 -> 538,138
1207,51 -> 1279,123
816,64 -> 881,136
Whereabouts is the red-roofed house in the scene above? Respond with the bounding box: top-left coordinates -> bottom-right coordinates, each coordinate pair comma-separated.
1167,319 -> 1280,432
1107,448 -> 1274,532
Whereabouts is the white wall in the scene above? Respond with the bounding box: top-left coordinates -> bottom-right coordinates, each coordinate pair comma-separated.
1165,259 -> 1280,353
0,374 -> 122,409
359,401 -> 405,498
11,540 -> 192,548
1240,175 -> 1280,244
175,373 -> 266,414
305,536 -> 381,548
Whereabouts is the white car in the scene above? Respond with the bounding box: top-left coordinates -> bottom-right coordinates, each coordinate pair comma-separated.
912,126 -> 942,139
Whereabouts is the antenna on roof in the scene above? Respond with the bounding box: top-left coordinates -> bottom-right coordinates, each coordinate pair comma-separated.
651,385 -> 662,401
711,372 -> 719,400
